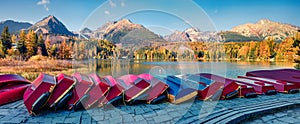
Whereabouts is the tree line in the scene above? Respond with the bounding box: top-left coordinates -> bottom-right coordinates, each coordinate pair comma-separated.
0,26 -> 116,60
134,31 -> 300,62
1,26 -> 300,68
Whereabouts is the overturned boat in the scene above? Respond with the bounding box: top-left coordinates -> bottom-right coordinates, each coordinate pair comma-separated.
0,74 -> 30,106
82,74 -> 110,109
99,75 -> 124,107
138,73 -> 168,104
48,73 -> 75,110
198,73 -> 240,99
67,73 -> 94,110
117,75 -> 151,105
23,73 -> 56,115
176,74 -> 224,100
162,75 -> 198,104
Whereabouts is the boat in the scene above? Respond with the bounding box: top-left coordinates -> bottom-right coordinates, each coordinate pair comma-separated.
82,74 -> 110,109
246,69 -> 300,88
99,75 -> 124,107
138,73 -> 168,104
48,73 -> 75,110
231,78 -> 277,95
117,74 -> 151,104
198,73 -> 240,99
67,72 -> 94,110
238,76 -> 299,94
176,74 -> 225,100
235,82 -> 257,98
0,74 -> 30,106
23,73 -> 56,115
163,75 -> 198,104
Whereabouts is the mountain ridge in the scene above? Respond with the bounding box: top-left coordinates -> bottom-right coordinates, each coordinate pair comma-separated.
0,20 -> 32,33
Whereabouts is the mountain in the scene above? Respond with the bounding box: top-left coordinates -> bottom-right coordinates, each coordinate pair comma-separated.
0,20 -> 32,33
231,19 -> 299,41
219,31 -> 260,42
78,27 -> 93,39
92,19 -> 165,48
164,30 -> 190,42
164,28 -> 221,42
29,15 -> 74,36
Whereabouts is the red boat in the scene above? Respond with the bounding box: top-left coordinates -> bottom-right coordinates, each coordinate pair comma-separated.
138,73 -> 168,104
23,73 -> 56,115
246,69 -> 300,88
48,73 -> 75,110
235,82 -> 257,98
238,76 -> 299,94
177,74 -> 225,100
163,75 -> 198,104
82,74 -> 110,109
67,72 -> 94,110
117,74 -> 151,104
0,74 -> 30,106
198,73 -> 240,99
231,78 -> 277,95
98,75 -> 124,107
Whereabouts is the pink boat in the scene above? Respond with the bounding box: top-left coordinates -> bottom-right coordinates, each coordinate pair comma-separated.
138,73 -> 168,104
99,75 -> 124,107
117,74 -> 151,104
198,73 -> 240,99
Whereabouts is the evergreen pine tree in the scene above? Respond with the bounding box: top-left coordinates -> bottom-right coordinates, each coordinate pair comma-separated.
17,30 -> 27,58
0,26 -> 12,54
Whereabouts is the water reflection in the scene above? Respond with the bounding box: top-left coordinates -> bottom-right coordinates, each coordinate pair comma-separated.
76,60 -> 294,78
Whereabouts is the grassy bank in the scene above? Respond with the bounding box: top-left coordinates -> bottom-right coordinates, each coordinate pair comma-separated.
0,56 -> 77,81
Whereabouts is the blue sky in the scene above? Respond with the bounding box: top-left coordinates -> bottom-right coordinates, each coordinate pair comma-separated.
0,0 -> 299,35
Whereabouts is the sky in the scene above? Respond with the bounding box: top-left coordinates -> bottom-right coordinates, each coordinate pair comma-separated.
0,0 -> 299,35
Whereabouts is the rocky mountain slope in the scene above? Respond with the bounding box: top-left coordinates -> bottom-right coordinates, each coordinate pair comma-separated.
230,19 -> 299,41
164,28 -> 221,42
28,15 -> 74,36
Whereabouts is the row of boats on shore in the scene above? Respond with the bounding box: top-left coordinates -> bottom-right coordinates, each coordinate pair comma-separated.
0,69 -> 300,116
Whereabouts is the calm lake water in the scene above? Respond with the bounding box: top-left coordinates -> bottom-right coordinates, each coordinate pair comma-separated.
77,60 -> 295,78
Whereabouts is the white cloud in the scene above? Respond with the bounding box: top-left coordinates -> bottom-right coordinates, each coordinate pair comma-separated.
37,0 -> 50,5
104,10 -> 110,15
109,0 -> 116,7
37,0 -> 50,11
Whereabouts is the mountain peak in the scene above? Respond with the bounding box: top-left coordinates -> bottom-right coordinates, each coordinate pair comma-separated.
257,19 -> 272,24
29,15 -> 74,36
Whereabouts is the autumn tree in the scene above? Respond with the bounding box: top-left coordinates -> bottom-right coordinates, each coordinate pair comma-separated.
58,39 -> 69,59
25,30 -> 38,57
45,35 -> 52,57
0,26 -> 12,54
0,42 -> 5,58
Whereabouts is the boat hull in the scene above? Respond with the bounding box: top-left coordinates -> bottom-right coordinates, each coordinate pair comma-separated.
67,73 -> 93,110
23,73 -> 56,115
0,74 -> 30,106
48,73 -> 75,109
198,73 -> 240,99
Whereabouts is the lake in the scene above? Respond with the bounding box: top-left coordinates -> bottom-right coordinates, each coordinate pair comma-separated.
76,60 -> 295,78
